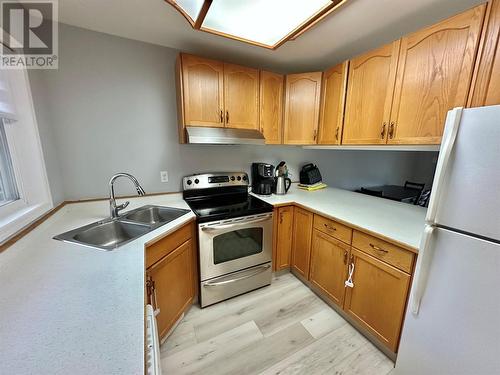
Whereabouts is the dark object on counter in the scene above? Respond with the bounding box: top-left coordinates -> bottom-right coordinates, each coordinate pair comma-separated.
300,163 -> 322,185
357,182 -> 425,204
251,162 -> 275,196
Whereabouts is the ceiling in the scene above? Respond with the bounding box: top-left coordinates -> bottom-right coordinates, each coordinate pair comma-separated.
59,0 -> 485,73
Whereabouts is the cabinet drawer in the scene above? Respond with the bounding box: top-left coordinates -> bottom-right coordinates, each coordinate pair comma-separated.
313,215 -> 353,244
146,222 -> 192,269
352,231 -> 414,273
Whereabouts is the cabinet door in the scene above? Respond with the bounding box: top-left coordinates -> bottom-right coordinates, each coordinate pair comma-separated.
147,239 -> 194,339
389,5 -> 486,144
274,206 -> 294,270
343,248 -> 411,352
309,229 -> 349,307
469,0 -> 500,107
260,71 -> 284,144
283,72 -> 322,145
342,41 -> 400,145
318,62 -> 349,145
181,54 -> 224,127
224,63 -> 259,129
291,207 -> 314,279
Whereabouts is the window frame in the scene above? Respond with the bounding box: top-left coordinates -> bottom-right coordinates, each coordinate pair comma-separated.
0,66 -> 53,242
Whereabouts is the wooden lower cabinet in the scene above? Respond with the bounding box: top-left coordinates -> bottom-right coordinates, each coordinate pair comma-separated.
273,206 -> 294,271
343,248 -> 411,352
291,207 -> 314,279
309,229 -> 350,307
146,222 -> 197,340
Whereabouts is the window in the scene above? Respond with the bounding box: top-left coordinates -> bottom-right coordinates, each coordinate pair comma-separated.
0,119 -> 19,206
166,0 -> 347,49
0,66 -> 53,242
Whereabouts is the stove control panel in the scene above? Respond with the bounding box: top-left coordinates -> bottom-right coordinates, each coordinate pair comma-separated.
183,172 -> 249,190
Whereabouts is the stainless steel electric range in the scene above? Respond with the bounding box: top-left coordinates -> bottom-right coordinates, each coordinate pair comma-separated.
183,172 -> 274,307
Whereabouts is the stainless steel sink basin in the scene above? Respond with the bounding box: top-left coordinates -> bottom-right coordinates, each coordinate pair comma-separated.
54,220 -> 150,251
120,205 -> 190,227
53,205 -> 190,251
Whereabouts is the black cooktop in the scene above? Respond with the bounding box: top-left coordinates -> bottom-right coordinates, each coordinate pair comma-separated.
185,193 -> 273,223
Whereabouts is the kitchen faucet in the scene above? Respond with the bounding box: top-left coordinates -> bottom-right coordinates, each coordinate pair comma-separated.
109,173 -> 146,218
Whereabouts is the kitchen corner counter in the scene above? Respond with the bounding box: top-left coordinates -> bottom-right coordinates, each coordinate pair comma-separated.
0,193 -> 195,375
252,185 -> 427,251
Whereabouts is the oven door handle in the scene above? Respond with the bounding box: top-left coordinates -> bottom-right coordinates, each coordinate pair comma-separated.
203,264 -> 271,287
201,216 -> 271,232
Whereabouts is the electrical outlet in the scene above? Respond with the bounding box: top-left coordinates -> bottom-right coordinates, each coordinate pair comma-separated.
160,171 -> 168,183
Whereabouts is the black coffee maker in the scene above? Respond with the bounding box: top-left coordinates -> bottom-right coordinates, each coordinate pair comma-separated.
251,163 -> 274,196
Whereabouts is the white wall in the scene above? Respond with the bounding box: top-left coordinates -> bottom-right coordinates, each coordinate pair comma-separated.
29,24 -> 437,201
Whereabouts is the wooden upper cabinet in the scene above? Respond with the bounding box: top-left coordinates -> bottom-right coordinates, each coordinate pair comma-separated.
342,41 -> 400,145
180,54 -> 224,128
283,72 -> 322,145
318,62 -> 349,144
389,5 -> 486,144
223,63 -> 259,129
310,229 -> 349,307
291,207 -> 314,279
469,0 -> 500,107
260,71 -> 284,144
343,248 -> 411,352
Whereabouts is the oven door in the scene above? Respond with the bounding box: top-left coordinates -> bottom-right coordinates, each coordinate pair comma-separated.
198,213 -> 273,281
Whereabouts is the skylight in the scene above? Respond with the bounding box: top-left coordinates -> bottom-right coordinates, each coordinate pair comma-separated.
166,0 -> 346,49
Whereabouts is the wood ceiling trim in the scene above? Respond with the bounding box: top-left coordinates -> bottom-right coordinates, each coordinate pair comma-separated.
165,0 -> 350,50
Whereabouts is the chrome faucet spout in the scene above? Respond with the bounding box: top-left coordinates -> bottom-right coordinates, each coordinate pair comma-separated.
109,173 -> 146,219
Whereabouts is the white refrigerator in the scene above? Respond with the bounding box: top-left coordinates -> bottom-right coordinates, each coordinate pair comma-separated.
395,105 -> 500,374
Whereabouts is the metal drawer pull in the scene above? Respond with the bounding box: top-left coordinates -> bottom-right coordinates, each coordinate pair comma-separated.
204,264 -> 271,287
201,216 -> 270,231
369,243 -> 389,253
324,223 -> 336,231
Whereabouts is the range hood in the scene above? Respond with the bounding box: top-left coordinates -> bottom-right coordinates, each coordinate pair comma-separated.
186,127 -> 265,145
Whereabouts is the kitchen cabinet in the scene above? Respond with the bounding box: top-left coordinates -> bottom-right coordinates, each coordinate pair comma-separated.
309,229 -> 350,307
343,248 -> 411,352
176,54 -> 260,142
469,0 -> 500,107
178,54 -> 224,128
342,41 -> 400,145
223,63 -> 260,129
145,222 -> 196,340
260,71 -> 284,144
291,207 -> 314,279
283,72 -> 322,145
389,5 -> 486,144
273,206 -> 294,271
318,62 -> 349,144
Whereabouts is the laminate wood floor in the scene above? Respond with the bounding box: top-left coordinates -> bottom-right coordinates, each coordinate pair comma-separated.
160,272 -> 394,375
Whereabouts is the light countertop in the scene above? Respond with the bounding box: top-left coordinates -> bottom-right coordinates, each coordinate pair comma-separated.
252,185 -> 427,251
0,193 -> 195,375
0,187 -> 426,374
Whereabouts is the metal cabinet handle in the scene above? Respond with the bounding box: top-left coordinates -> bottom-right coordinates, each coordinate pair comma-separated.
389,122 -> 395,139
204,264 -> 271,287
381,122 -> 387,139
279,212 -> 284,224
324,223 -> 336,231
313,128 -> 318,140
343,250 -> 348,265
335,127 -> 339,141
369,243 -> 389,253
219,110 -> 223,123
226,111 -> 229,123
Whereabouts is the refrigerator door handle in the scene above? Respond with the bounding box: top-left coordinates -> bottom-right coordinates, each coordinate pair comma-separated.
425,107 -> 463,223
410,225 -> 435,315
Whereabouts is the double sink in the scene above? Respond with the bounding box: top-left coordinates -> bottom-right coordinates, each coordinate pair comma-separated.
54,205 -> 190,251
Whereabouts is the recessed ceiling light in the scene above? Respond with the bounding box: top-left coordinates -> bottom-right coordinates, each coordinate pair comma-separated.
166,0 -> 347,49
